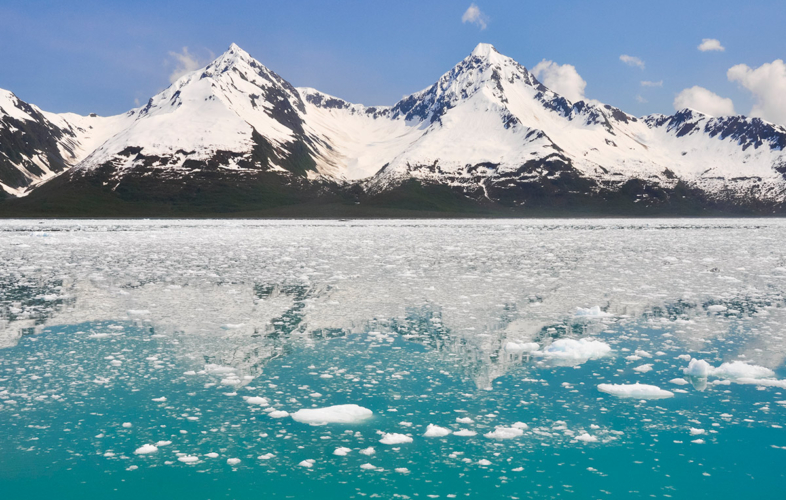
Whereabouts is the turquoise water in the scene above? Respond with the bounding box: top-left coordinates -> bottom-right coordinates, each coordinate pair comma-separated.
1,220 -> 786,498
1,318 -> 785,499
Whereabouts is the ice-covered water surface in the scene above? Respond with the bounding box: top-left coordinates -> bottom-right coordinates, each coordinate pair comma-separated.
1,219 -> 785,499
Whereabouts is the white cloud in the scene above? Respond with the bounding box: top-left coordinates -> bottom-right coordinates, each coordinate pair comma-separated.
168,47 -> 205,84
636,95 -> 648,103
698,39 -> 725,52
641,80 -> 663,87
532,59 -> 587,102
727,59 -> 786,125
673,86 -> 735,116
620,54 -> 645,69
462,3 -> 488,30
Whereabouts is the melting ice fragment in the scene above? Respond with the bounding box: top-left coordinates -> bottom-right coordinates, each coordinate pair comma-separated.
597,383 -> 674,399
379,432 -> 413,444
484,426 -> 524,440
682,358 -> 776,381
134,444 -> 158,455
423,424 -> 452,437
536,338 -> 612,365
245,396 -> 269,406
575,433 -> 598,443
682,359 -> 712,378
291,404 -> 373,425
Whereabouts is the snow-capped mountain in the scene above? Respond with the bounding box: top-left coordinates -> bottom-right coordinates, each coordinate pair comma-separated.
304,43 -> 786,199
1,43 -> 785,214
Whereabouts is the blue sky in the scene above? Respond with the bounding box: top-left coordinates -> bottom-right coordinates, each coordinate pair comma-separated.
1,0 -> 784,123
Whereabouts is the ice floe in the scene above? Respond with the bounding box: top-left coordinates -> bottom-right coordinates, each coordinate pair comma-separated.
597,383 -> 674,399
484,426 -> 524,440
379,433 -> 413,444
134,444 -> 158,455
423,424 -> 452,437
291,404 -> 373,425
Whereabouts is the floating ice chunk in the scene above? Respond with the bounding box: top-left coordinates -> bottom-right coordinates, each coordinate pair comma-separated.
682,359 -> 712,378
257,453 -> 274,460
512,422 -> 528,430
456,417 -> 474,424
122,422 -> 133,428
712,361 -> 774,380
477,459 -> 492,466
691,439 -> 705,444
735,378 -> 786,389
575,433 -> 598,443
689,428 -> 706,436
269,410 -> 290,418
575,306 -> 612,317
206,452 -> 219,458
178,456 -> 199,464
291,404 -> 373,425
635,350 -> 652,358
298,459 -> 315,468
155,440 -> 172,446
537,338 -> 611,365
359,447 -> 375,455
454,429 -> 477,437
395,467 -> 410,474
134,444 -> 158,455
227,458 -> 240,466
634,364 -> 653,373
379,433 -> 413,445
245,396 -> 269,406
360,463 -> 377,470
683,359 -> 775,380
484,426 -> 524,440
597,383 -> 674,399
333,447 -> 352,456
152,397 -> 167,402
707,305 -> 727,313
424,424 -> 452,437
669,378 -> 689,385
504,342 -> 539,353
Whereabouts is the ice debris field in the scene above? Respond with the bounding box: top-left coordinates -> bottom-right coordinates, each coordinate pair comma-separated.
0,219 -> 785,499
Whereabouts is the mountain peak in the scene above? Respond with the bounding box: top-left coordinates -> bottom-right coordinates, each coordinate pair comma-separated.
470,43 -> 498,59
225,42 -> 250,57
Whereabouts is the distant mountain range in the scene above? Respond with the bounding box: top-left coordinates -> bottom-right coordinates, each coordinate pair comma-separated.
2,43 -> 785,216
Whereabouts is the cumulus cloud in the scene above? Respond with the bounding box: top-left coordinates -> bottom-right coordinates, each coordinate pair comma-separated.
168,47 -> 205,84
532,60 -> 587,102
698,39 -> 725,52
462,3 -> 488,30
641,80 -> 663,87
673,86 -> 735,116
620,54 -> 645,69
727,59 -> 786,125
